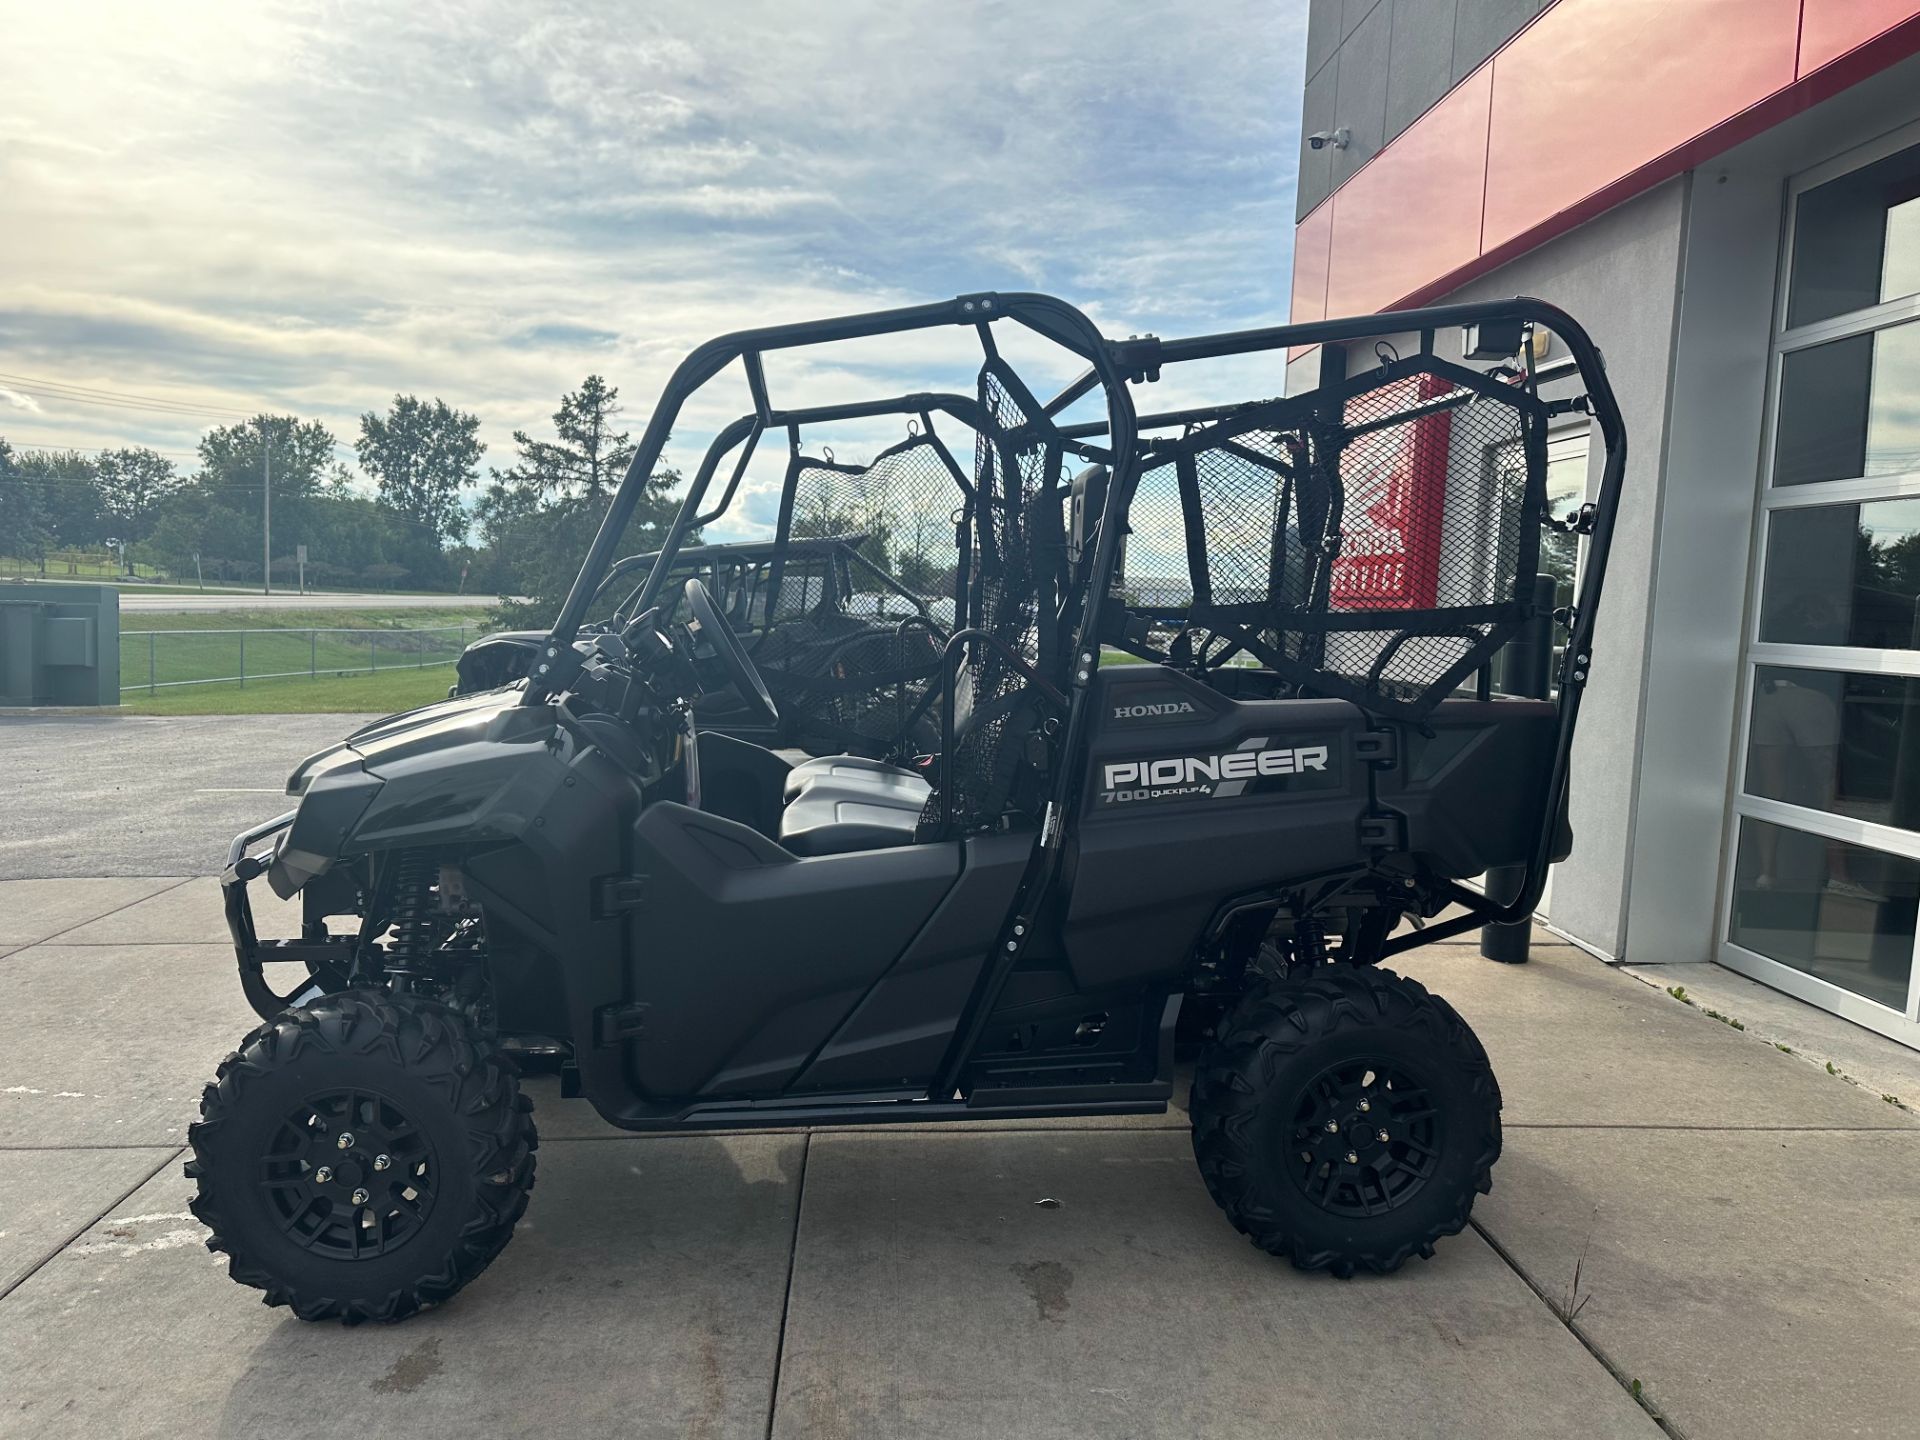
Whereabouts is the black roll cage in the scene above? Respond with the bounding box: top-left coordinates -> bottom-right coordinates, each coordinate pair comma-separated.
527,291 -> 1626,1002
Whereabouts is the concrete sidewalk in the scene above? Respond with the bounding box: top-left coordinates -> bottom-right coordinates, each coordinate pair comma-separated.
2,877 -> 1915,1439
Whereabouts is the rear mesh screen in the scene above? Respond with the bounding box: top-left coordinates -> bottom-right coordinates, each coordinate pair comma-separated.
1120,357 -> 1549,719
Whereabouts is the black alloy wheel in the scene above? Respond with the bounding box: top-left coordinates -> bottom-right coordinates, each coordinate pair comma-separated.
1190,965 -> 1501,1276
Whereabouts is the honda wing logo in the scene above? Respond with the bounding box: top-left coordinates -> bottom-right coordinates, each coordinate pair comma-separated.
1098,737 -> 1333,805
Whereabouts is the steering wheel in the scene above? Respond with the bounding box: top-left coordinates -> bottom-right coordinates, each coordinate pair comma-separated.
682,578 -> 779,726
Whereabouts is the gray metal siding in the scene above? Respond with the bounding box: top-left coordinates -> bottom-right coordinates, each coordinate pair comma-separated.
1298,0 -> 1546,219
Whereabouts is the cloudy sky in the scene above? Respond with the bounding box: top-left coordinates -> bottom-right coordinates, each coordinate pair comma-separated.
0,0 -> 1306,536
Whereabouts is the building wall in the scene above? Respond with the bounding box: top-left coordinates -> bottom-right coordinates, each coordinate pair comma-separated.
1298,0 -> 1548,218
1625,54 -> 1920,964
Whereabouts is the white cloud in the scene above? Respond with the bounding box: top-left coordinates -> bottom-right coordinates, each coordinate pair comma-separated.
0,0 -> 1308,497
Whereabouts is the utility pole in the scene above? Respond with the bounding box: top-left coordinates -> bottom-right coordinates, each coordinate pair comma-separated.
261,421 -> 272,596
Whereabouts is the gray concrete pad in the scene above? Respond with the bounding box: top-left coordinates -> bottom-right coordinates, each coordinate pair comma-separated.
55,875 -> 299,945
0,943 -> 261,1147
1623,959 -> 1920,1113
1476,1127 -> 1920,1440
773,1129 -> 1660,1440
0,877 -> 187,944
0,715 -> 375,879
0,1134 -> 801,1440
0,1146 -> 176,1296
1396,943 -> 1919,1130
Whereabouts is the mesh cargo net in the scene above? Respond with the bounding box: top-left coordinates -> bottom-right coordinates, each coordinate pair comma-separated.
929,358 -> 1070,833
762,430 -> 972,757
1120,356 -> 1550,720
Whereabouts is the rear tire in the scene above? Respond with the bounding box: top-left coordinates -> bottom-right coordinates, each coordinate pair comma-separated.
186,989 -> 536,1324
1190,965 -> 1500,1276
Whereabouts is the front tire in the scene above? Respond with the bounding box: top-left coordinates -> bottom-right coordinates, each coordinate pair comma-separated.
1190,966 -> 1500,1276
186,990 -> 536,1324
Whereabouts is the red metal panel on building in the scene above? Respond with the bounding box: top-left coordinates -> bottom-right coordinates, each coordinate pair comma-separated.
1325,67 -> 1492,320
1799,0 -> 1920,74
1290,201 -> 1333,326
1481,0 -> 1800,255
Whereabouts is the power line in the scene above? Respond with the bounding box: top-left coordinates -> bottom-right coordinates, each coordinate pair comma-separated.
0,370 -> 258,421
0,431 -> 357,458
0,439 -> 208,458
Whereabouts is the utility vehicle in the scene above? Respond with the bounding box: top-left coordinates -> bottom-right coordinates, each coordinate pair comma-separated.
452,533 -> 949,757
190,291 -> 1624,1323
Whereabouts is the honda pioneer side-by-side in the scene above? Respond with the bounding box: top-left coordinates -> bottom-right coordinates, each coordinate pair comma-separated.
190,291 -> 1624,1323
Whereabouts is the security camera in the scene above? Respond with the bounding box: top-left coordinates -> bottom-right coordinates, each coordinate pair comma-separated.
1306,127 -> 1350,151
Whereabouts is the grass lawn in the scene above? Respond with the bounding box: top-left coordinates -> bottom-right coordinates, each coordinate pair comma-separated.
118,665 -> 457,715
122,607 -> 484,633
119,608 -> 486,697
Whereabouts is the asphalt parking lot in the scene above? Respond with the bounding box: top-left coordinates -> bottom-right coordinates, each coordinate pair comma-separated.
0,713 -> 378,879
3,714 -> 1919,1438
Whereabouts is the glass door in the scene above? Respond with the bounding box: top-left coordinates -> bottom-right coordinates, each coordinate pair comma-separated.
1720,123 -> 1920,1048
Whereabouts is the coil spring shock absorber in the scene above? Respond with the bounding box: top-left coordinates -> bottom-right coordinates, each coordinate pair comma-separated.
1294,912 -> 1329,969
383,850 -> 438,991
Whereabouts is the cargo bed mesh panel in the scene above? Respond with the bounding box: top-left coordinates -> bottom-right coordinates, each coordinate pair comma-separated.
1121,358 -> 1549,720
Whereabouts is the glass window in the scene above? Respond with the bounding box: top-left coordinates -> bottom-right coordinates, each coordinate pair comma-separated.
1773,320 -> 1920,485
1787,142 -> 1920,328
1758,498 -> 1920,652
1484,430 -> 1586,603
1729,817 -> 1918,1010
1745,666 -> 1920,830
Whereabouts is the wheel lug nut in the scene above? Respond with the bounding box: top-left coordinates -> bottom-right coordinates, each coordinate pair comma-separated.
1357,1099 -> 1370,1112
373,1154 -> 391,1172
314,1166 -> 333,1184
1377,1128 -> 1390,1143
336,1132 -> 355,1150
1345,1151 -> 1359,1164
351,1188 -> 370,1206
1324,1120 -> 1339,1133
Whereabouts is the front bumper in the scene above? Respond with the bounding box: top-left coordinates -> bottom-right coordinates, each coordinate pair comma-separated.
223,812 -> 359,1021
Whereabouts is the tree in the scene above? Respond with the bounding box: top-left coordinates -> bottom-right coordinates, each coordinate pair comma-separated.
356,395 -> 484,555
0,438 -> 51,564
198,414 -> 339,506
93,447 -> 179,544
10,448 -> 102,548
481,376 -> 681,630
479,374 -> 633,535
195,414 -> 341,553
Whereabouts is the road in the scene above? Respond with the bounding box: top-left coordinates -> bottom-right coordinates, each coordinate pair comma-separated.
119,590 -> 505,613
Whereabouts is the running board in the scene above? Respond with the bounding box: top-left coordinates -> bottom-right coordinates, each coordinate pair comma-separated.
606,1091 -> 1169,1133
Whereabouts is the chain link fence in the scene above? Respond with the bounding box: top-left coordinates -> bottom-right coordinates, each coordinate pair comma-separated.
120,624 -> 476,695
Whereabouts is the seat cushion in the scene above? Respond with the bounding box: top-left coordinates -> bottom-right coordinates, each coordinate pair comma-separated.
780,785 -> 924,856
783,754 -> 931,805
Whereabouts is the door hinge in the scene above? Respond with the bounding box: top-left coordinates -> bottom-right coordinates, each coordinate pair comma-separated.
594,874 -> 649,916
595,1002 -> 650,1047
1355,729 -> 1397,765
1358,811 -> 1407,851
